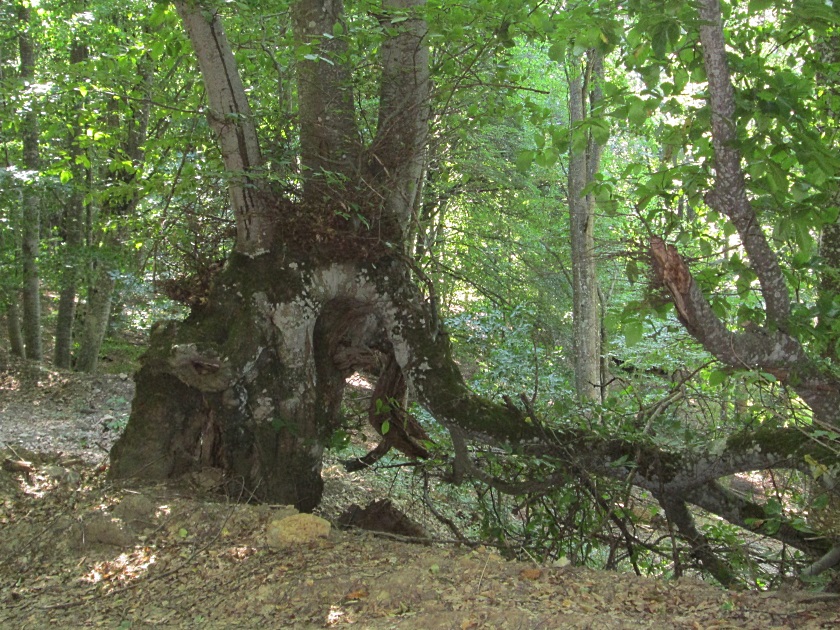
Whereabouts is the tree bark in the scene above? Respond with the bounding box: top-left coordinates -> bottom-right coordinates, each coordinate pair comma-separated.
74,264 -> 115,373
54,41 -> 89,369
176,2 -> 273,255
6,297 -> 24,358
567,50 -> 603,401
372,0 -> 430,237
17,4 -> 42,361
697,0 -> 790,329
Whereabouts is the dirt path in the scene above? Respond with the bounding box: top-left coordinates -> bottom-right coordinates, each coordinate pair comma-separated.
1,359 -> 839,628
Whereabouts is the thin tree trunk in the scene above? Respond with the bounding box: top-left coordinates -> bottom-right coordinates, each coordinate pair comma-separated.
177,1 -> 271,254
75,265 -> 115,373
0,201 -> 24,358
815,33 -> 840,360
6,297 -> 24,357
374,0 -> 430,236
567,50 -> 604,402
53,283 -> 77,368
54,41 -> 89,369
53,191 -> 83,368
18,4 -> 42,361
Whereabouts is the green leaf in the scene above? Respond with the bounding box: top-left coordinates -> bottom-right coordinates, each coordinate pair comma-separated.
151,41 -> 166,61
812,493 -> 829,510
590,119 -> 610,145
381,420 -> 390,435
515,150 -> 535,173
59,170 -> 73,184
623,321 -> 644,347
628,100 -> 647,126
625,260 -> 639,284
535,146 -> 559,167
547,41 -> 565,62
707,370 -> 728,386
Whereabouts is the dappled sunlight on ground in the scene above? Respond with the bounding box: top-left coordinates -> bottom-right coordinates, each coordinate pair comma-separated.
82,549 -> 157,585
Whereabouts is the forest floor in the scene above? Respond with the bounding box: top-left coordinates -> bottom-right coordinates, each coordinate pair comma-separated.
1,355 -> 840,629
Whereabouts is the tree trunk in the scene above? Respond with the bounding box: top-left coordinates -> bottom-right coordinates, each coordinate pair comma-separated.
54,188 -> 85,369
177,2 -> 271,254
113,257 -> 383,510
111,0 -> 437,508
815,32 -> 840,361
53,276 -> 78,369
567,50 -> 604,402
6,297 -> 24,357
53,41 -> 89,369
17,4 -> 42,361
74,264 -> 115,373
374,0 -> 430,237
0,209 -> 24,357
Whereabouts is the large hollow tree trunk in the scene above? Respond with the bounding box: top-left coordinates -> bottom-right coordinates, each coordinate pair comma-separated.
112,254 -> 352,510
111,0 -> 433,509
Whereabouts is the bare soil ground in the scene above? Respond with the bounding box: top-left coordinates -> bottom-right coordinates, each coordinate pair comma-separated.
1,357 -> 839,629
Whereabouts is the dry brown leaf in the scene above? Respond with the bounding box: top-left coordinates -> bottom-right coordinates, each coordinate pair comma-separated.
519,568 -> 541,580
344,588 -> 369,600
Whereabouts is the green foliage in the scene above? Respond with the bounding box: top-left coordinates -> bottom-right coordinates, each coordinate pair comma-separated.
98,336 -> 145,375
326,428 -> 352,451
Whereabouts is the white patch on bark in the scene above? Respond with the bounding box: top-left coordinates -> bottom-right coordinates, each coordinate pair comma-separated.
241,348 -> 263,380
269,297 -> 315,366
